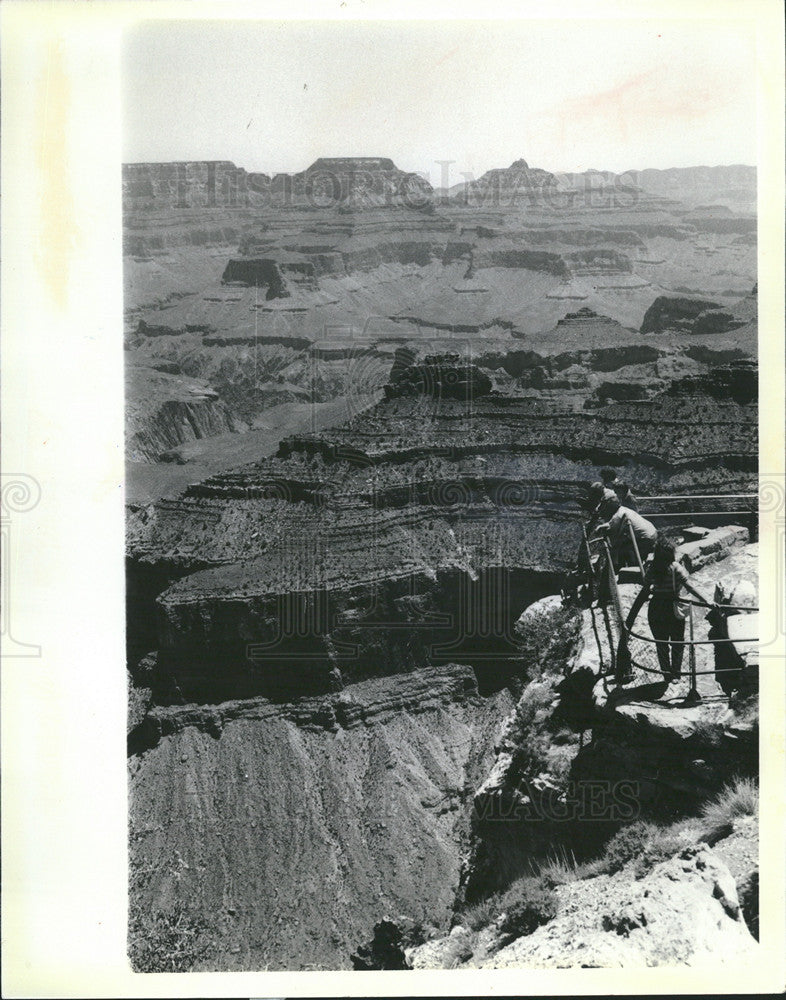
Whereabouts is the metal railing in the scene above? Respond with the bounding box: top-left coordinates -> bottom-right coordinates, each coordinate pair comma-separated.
636,493 -> 758,540
581,523 -> 758,701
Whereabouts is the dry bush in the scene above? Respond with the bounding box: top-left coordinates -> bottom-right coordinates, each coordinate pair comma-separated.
457,874 -> 558,940
699,776 -> 758,845
439,932 -> 477,969
598,820 -> 657,875
459,895 -> 501,932
534,844 -> 603,887
497,875 -> 558,938
592,815 -> 730,880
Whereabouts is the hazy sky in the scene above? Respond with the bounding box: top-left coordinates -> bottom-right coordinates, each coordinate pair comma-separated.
123,18 -> 757,179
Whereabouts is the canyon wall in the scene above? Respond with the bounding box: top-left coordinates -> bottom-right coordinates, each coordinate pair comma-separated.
130,665 -> 513,970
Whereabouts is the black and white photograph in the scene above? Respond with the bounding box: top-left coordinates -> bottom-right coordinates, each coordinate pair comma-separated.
122,14 -> 766,974
2,0 -> 785,994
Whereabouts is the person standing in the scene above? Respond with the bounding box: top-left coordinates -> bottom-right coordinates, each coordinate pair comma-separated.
625,534 -> 711,681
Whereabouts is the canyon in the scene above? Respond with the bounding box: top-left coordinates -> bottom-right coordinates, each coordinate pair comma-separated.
125,154 -> 758,970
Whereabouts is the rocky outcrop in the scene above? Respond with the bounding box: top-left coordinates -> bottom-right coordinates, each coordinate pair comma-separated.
468,245 -> 567,275
130,663 -> 482,751
410,846 -> 756,968
712,815 -> 758,938
563,249 -> 632,275
123,161 -> 271,211
508,845 -> 754,967
464,644 -> 587,897
385,357 -> 493,400
641,296 -> 746,336
520,227 -> 646,248
126,350 -> 757,700
678,212 -> 757,236
594,381 -> 649,403
221,255 -> 319,296
564,538 -> 758,821
126,366 -> 244,463
287,379 -> 757,469
666,360 -> 757,405
451,159 -> 558,207
460,532 -> 757,902
691,309 -> 744,336
341,237 -> 445,272
269,157 -> 433,209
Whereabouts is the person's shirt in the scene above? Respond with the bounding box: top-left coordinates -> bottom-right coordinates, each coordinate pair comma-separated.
607,506 -> 657,548
591,486 -> 618,517
647,559 -> 691,617
647,559 -> 689,597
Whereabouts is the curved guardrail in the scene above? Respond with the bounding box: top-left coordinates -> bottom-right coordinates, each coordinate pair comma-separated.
580,521 -> 758,701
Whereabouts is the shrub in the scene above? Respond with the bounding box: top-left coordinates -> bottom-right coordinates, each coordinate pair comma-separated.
438,932 -> 476,969
505,679 -> 577,788
459,895 -> 501,932
508,679 -> 554,743
350,918 -> 423,970
498,875 -> 557,938
458,874 -> 558,940
599,820 -> 658,875
699,776 -> 758,845
632,828 -> 692,878
595,817 -> 716,880
690,718 -> 724,750
535,845 -> 603,888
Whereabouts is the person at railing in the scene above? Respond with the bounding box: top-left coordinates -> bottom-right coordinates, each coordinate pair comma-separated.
572,483 -> 621,604
624,534 -> 712,681
592,494 -> 657,570
601,468 -> 639,511
586,481 -> 618,529
612,480 -> 638,512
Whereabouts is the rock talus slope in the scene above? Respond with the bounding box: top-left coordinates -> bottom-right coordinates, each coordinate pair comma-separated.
408,846 -> 756,969
130,665 -> 512,970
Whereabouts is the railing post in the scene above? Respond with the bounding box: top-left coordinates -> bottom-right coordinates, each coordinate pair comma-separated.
607,554 -> 617,675
627,520 -> 646,580
684,603 -> 701,705
581,524 -> 591,601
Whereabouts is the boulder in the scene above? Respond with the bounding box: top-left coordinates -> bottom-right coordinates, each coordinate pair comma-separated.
406,924 -> 475,970
513,594 -> 564,640
677,525 -> 748,573
711,815 -> 758,939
